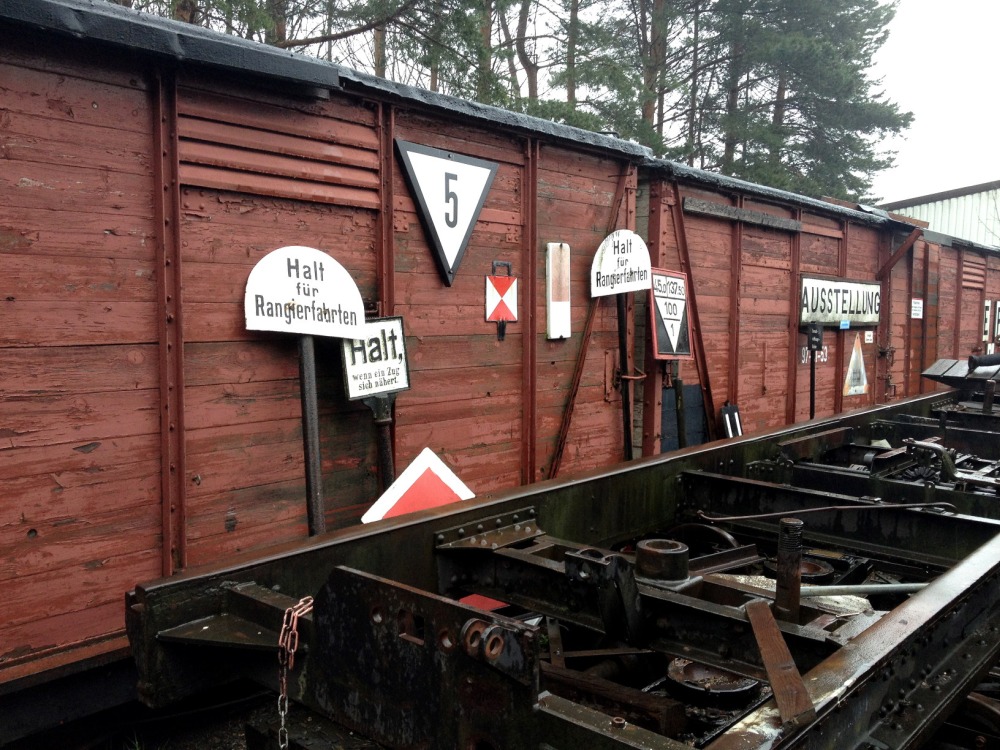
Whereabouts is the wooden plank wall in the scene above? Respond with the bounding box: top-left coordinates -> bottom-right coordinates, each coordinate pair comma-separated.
842,218 -> 882,412
175,77 -> 383,564
794,215 -> 843,420
736,199 -> 796,433
902,240 -> 1000,388
0,40 -> 162,676
674,188 -> 735,413
391,112 -> 528,491
645,180 -> 924,442
533,146 -> 633,478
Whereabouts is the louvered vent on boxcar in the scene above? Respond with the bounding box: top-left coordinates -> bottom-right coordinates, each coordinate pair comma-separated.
176,88 -> 380,209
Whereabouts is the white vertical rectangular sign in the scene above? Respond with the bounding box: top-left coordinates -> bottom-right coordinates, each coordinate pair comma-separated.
547,242 -> 571,339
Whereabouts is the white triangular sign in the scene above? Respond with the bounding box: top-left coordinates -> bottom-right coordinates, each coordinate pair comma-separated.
655,297 -> 685,351
844,333 -> 869,396
396,140 -> 498,286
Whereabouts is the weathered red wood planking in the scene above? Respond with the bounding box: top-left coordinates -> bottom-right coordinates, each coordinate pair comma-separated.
2,111 -> 153,176
0,602 -> 123,671
1,64 -> 150,134
178,117 -> 379,170
0,43 -> 163,671
181,140 -> 380,190
178,85 -> 380,150
399,114 -> 529,167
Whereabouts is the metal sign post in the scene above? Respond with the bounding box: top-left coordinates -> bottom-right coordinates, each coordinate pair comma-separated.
245,246 -> 367,537
590,230 -> 653,460
650,269 -> 693,451
806,323 -> 822,420
363,393 -> 398,490
298,335 -> 325,535
341,317 -> 411,493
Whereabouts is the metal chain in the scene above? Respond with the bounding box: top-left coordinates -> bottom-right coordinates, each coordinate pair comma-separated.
277,596 -> 314,750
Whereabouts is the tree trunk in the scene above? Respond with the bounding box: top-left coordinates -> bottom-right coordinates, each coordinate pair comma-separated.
566,0 -> 579,106
173,0 -> 197,23
686,0 -> 700,166
769,72 -> 787,168
515,0 -> 539,101
641,0 -> 669,129
721,44 -> 742,174
429,0 -> 442,91
374,24 -> 386,77
477,0 -> 494,101
265,0 -> 288,45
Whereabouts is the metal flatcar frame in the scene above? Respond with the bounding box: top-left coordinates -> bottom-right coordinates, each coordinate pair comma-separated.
127,390 -> 1000,749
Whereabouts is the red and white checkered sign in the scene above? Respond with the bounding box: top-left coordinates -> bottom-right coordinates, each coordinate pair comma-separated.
485,275 -> 517,322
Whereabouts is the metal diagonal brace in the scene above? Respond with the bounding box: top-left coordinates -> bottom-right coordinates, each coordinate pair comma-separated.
744,598 -> 817,730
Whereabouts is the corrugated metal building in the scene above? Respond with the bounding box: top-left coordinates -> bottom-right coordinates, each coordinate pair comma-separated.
882,180 -> 1000,247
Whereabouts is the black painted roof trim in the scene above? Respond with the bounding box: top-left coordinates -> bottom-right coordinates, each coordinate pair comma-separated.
3,0 -> 343,89
644,158 -> 920,231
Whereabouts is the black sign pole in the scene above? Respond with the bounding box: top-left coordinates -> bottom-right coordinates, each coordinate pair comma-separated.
363,394 -> 397,492
806,323 -> 821,421
298,334 -> 326,536
810,348 -> 816,420
617,292 -> 634,460
673,361 -> 687,449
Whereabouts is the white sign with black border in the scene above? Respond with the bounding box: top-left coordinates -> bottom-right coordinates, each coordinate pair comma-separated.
590,229 -> 652,297
650,268 -> 692,359
395,140 -> 498,286
341,317 -> 410,400
799,276 -> 880,327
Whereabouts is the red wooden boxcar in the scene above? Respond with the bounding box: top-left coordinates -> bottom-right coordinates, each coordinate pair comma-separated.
1,0 -> 999,739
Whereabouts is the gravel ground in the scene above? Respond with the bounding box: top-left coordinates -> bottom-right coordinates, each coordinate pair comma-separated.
6,687 -> 274,750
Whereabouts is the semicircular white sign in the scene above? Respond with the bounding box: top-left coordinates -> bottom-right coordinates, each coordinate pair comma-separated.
590,229 -> 652,297
245,245 -> 366,338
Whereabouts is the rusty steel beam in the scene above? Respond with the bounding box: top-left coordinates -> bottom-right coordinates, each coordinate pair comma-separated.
709,531 -> 1000,749
551,165 -> 631,478
670,184 -> 718,440
744,599 -> 816,729
521,138 -> 539,484
152,70 -> 187,575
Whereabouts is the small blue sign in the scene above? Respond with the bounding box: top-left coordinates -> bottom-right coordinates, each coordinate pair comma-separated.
839,320 -> 850,330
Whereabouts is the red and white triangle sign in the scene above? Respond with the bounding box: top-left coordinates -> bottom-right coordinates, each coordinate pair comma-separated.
361,447 -> 475,523
486,275 -> 518,322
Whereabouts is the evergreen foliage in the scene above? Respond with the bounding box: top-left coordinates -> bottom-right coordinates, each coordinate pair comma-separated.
126,0 -> 911,200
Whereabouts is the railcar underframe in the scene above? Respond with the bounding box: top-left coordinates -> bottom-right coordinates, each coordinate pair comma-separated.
127,367 -> 1000,749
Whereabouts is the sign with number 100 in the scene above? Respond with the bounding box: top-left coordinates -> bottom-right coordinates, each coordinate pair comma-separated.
395,140 -> 499,286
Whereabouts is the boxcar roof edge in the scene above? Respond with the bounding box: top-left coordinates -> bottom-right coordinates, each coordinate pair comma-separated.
3,0 -> 950,235
0,0 -> 654,160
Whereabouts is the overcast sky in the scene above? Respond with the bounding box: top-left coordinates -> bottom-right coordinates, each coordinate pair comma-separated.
870,0 -> 1000,204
